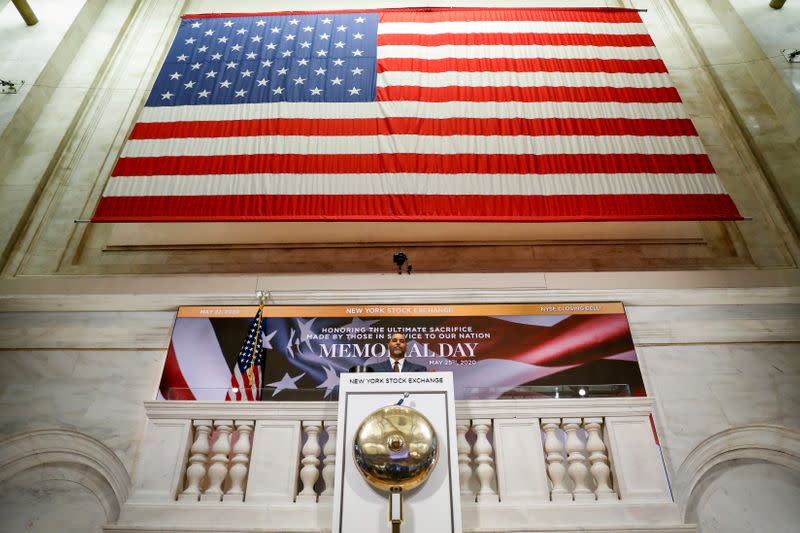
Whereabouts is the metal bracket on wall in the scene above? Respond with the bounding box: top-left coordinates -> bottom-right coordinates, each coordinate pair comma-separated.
0,80 -> 25,94
781,49 -> 800,63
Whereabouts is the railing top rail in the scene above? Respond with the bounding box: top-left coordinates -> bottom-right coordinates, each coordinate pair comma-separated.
144,396 -> 654,420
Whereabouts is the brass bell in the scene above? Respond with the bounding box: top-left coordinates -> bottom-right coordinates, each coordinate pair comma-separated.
353,404 -> 438,532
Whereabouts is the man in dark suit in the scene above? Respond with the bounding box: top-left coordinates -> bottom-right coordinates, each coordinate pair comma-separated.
369,332 -> 427,372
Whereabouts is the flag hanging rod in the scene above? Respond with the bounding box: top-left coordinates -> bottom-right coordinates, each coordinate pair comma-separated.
11,0 -> 38,26
74,219 -> 91,223
255,291 -> 270,306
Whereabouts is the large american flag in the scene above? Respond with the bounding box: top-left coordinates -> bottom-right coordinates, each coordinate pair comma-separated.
93,7 -> 741,222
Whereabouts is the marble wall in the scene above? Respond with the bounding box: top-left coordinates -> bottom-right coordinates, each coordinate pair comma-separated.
686,460 -> 800,533
0,468 -> 109,533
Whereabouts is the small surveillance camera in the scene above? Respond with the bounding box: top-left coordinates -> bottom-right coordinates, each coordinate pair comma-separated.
393,252 -> 407,268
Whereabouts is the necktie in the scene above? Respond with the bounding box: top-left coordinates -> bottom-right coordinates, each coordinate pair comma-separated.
393,361 -> 400,372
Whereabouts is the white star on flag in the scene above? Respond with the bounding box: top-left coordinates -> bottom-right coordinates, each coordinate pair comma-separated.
342,317 -> 379,331
262,329 -> 277,349
285,326 -> 296,356
296,317 -> 317,351
316,365 -> 340,398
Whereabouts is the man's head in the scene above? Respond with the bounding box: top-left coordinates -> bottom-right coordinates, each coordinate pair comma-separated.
387,332 -> 408,361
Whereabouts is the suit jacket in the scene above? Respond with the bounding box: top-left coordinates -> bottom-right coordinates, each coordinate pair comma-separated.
369,358 -> 427,372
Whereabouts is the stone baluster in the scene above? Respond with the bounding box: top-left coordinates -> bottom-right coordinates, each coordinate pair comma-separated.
178,420 -> 212,501
456,420 -> 473,498
223,420 -> 254,502
584,418 -> 617,500
472,418 -> 498,503
201,420 -> 233,501
297,421 -> 322,501
563,418 -> 592,501
320,420 -> 337,498
541,418 -> 570,501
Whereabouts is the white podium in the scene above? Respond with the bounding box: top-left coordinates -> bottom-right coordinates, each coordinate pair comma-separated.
331,372 -> 463,533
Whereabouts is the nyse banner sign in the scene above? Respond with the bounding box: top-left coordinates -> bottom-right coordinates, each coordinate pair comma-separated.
160,303 -> 644,401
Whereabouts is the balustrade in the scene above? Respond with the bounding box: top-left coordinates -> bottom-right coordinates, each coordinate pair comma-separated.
320,420 -> 337,499
297,421 -> 322,501
123,398 -> 677,532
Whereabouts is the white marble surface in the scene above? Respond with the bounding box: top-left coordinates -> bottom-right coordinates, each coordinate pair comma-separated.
686,460 -> 800,533
0,465 -> 109,533
729,0 -> 800,100
0,349 -> 164,471
0,0 -> 88,134
638,342 -> 800,474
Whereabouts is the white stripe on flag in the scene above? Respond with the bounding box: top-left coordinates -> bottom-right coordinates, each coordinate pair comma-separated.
376,71 -> 675,89
137,101 -> 690,123
170,318 -> 232,400
377,21 -> 649,36
376,44 -> 661,61
121,135 -> 707,158
103,173 -> 725,197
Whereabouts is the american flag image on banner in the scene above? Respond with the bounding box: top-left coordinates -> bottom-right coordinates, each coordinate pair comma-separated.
93,8 -> 741,222
226,306 -> 265,401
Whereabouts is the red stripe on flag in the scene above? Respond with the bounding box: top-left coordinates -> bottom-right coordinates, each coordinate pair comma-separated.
159,341 -> 196,400
130,117 -> 699,140
377,57 -> 668,74
111,153 -> 715,177
380,9 -> 643,23
377,86 -> 682,103
183,8 -> 642,21
93,193 -> 741,222
377,32 -> 655,48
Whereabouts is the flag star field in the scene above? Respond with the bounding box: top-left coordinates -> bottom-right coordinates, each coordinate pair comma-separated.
148,13 -> 378,106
